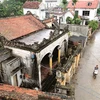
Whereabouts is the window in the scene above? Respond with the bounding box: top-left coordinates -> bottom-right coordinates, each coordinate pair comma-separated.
87,2 -> 92,6
75,11 -> 78,15
45,12 -> 49,18
83,11 -> 90,16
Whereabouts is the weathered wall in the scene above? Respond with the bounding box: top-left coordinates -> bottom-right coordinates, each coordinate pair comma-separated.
36,33 -> 68,64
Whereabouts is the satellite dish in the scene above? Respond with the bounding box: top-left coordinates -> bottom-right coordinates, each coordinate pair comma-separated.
56,70 -> 62,78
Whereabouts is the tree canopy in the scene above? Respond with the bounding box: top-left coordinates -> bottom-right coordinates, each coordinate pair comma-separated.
62,0 -> 67,5
89,20 -> 99,32
72,0 -> 77,5
0,0 -> 23,18
97,8 -> 100,15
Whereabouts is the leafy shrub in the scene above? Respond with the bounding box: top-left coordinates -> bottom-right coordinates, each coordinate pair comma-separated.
88,20 -> 99,32
75,18 -> 81,25
97,8 -> 100,15
66,17 -> 73,24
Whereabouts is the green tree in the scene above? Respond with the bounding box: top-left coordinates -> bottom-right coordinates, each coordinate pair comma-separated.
73,11 -> 78,20
17,0 -> 34,3
66,17 -> 73,24
61,0 -> 67,10
72,0 -> 77,11
0,4 -> 7,17
62,0 -> 67,5
72,0 -> 77,5
97,8 -> 100,15
89,20 -> 99,32
0,0 -> 23,17
75,18 -> 81,25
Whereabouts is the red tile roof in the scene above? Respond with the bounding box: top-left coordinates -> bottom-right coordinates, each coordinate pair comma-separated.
23,1 -> 41,9
43,18 -> 55,23
0,84 -> 61,100
67,0 -> 99,9
0,84 -> 42,99
0,15 -> 45,40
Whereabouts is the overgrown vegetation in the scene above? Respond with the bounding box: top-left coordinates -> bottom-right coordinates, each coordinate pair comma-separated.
0,0 -> 43,18
97,8 -> 100,15
0,0 -> 23,17
61,0 -> 68,10
88,20 -> 99,32
66,11 -> 81,25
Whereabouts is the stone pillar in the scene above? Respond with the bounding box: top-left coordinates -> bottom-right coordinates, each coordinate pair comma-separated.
58,46 -> 61,64
38,64 -> 42,89
49,54 -> 53,74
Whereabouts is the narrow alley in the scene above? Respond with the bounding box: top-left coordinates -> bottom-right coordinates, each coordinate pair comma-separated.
73,29 -> 100,100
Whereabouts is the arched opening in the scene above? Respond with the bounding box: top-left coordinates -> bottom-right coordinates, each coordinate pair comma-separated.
61,40 -> 68,57
41,53 -> 50,82
52,45 -> 59,62
40,53 -> 57,92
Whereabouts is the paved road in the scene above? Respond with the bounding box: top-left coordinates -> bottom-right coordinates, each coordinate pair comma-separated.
73,30 -> 100,100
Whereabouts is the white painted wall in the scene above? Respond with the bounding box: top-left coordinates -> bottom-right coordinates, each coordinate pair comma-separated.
42,0 -> 62,8
23,8 -> 46,20
75,8 -> 97,20
5,46 -> 34,76
5,46 -> 31,67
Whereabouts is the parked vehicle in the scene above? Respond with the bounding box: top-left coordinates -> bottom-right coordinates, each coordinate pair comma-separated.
93,69 -> 98,79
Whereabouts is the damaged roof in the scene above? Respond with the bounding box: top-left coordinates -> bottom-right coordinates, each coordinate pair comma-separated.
0,15 -> 45,41
0,84 -> 61,100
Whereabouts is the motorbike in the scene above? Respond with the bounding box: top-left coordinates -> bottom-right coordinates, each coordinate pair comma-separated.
93,69 -> 98,79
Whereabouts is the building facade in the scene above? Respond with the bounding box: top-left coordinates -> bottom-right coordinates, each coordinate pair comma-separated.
67,0 -> 99,24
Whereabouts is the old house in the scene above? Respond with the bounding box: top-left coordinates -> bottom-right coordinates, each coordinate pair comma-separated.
0,14 -> 69,91
0,38 -> 23,87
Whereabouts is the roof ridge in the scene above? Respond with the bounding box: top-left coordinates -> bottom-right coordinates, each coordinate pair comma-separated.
0,15 -> 31,20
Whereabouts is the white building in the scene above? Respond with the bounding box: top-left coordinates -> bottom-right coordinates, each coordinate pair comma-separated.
23,1 -> 46,20
47,6 -> 74,24
42,0 -> 62,8
23,0 -> 69,21
67,0 -> 99,24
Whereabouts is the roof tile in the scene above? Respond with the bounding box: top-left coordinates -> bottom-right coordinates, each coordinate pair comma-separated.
67,0 -> 99,9
0,15 -> 45,40
23,1 -> 40,9
0,84 -> 61,100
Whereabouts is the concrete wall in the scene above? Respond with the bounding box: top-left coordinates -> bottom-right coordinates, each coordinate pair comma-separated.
4,46 -> 32,75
